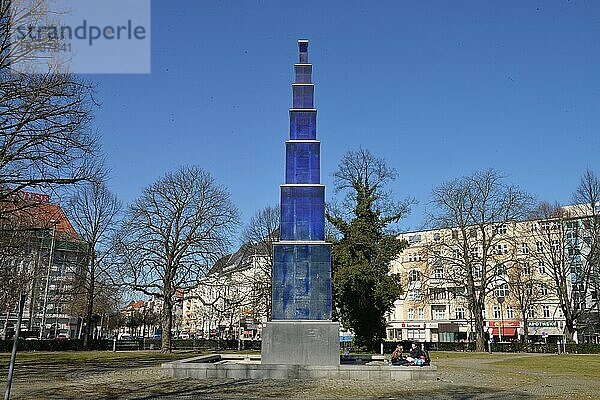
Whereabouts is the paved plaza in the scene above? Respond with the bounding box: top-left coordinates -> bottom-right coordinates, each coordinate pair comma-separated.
1,351 -> 599,399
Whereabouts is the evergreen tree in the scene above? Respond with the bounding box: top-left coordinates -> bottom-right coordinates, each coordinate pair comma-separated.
327,149 -> 412,350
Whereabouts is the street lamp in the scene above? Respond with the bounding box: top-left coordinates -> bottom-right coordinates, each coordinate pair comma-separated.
498,296 -> 505,343
39,220 -> 57,339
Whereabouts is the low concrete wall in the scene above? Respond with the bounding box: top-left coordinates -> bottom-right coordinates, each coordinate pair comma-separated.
161,354 -> 437,381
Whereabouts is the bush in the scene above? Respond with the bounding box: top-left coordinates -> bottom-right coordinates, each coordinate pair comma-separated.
0,339 -> 111,352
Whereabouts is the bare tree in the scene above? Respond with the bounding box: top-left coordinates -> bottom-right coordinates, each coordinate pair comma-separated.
113,166 -> 239,352
64,182 -> 121,347
529,171 -> 600,342
427,169 -> 533,351
572,169 -> 600,337
0,217 -> 37,335
1,1 -> 101,220
504,255 -> 545,343
241,205 -> 279,320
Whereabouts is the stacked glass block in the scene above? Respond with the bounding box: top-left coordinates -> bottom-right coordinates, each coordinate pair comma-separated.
273,40 -> 332,321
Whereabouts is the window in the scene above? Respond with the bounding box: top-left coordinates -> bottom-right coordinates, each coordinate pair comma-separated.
431,305 -> 447,320
407,253 -> 422,262
472,265 -> 482,279
408,289 -> 422,301
433,232 -> 441,241
470,246 -> 480,258
469,228 -> 477,238
417,308 -> 424,320
528,306 -> 535,318
565,220 -> 579,230
551,240 -> 560,252
494,283 -> 509,298
409,234 -> 422,244
452,230 -> 458,239
530,222 -> 538,232
495,224 -> 507,235
429,288 -> 447,301
455,307 -> 465,320
566,231 -> 578,240
526,284 -> 533,296
407,308 -> 415,320
538,261 -> 546,274
521,243 -> 529,254
432,251 -> 442,266
449,286 -> 466,299
407,329 -> 426,341
493,305 -> 501,319
494,264 -> 507,276
536,241 -> 544,252
434,267 -> 444,279
495,244 -> 508,255
506,306 -> 514,319
522,262 -> 531,276
408,270 -> 421,282
542,305 -> 550,318
540,221 -> 550,231
453,249 -> 461,259
540,285 -> 548,296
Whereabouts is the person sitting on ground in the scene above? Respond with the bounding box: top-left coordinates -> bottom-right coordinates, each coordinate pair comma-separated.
391,344 -> 407,366
406,342 -> 426,365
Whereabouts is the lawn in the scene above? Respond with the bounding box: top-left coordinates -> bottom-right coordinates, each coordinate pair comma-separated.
0,350 -> 598,399
492,353 -> 600,378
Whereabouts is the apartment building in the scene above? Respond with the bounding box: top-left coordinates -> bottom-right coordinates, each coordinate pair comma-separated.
386,205 -> 599,344
181,243 -> 270,339
0,193 -> 86,339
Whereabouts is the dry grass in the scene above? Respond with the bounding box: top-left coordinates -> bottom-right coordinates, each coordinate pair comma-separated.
0,350 -> 598,399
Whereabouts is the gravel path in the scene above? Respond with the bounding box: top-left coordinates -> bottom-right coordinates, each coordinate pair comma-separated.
1,352 -> 599,399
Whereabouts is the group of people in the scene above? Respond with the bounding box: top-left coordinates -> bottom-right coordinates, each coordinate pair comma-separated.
390,342 -> 430,366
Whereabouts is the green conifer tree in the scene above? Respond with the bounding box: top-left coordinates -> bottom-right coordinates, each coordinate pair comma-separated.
327,149 -> 412,350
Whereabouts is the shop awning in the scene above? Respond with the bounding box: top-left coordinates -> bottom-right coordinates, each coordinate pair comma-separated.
438,323 -> 459,333
527,326 -> 563,336
491,327 -> 517,336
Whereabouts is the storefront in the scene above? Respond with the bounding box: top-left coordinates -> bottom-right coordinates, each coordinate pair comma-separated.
526,320 -> 563,342
488,320 -> 520,341
438,322 -> 460,342
401,322 -> 427,341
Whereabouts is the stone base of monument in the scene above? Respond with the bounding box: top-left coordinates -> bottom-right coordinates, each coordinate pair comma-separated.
161,353 -> 437,381
261,320 -> 340,366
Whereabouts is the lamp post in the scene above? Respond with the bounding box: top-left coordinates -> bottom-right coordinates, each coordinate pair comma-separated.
498,296 -> 505,343
39,220 -> 57,339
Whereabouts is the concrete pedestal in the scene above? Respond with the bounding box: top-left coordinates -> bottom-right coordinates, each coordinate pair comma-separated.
261,320 -> 340,366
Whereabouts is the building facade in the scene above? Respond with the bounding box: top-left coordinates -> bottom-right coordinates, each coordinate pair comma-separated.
386,205 -> 599,344
1,194 -> 86,339
181,243 -> 270,340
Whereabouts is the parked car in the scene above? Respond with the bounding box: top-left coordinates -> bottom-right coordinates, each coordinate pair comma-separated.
118,333 -> 133,340
179,331 -> 190,340
56,333 -> 70,340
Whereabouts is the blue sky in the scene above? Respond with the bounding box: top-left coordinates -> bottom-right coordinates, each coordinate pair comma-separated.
92,0 -> 600,236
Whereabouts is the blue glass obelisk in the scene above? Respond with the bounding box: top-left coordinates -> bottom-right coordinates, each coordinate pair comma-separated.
262,40 -> 339,366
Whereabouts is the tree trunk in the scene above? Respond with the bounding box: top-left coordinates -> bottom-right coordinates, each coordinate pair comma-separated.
473,304 -> 486,352
521,311 -> 530,344
83,251 -> 95,350
161,297 -> 172,353
564,320 -> 576,343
